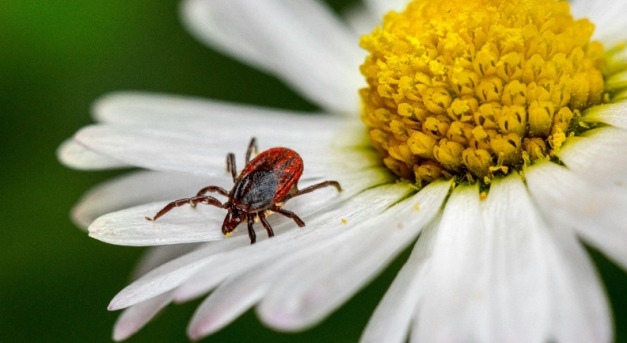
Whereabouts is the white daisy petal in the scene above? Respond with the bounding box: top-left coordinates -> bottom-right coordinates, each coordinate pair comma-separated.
108,239 -> 246,311
130,244 -> 203,280
570,0 -> 627,48
181,0 -> 363,114
359,217 -> 440,343
414,174 -> 611,342
112,182 -> 409,320
93,92 -> 332,127
57,139 -> 127,170
74,123 -> 367,177
72,171 -> 225,229
113,244 -> 202,341
582,101 -> 627,129
88,167 -> 391,247
411,184 -> 491,342
113,292 -> 174,341
543,228 -> 611,343
527,162 -> 627,270
174,182 -> 409,304
182,183 -> 414,339
480,174 -> 552,342
89,201 -> 227,246
258,181 -> 451,331
187,271 -> 268,340
557,127 -> 627,185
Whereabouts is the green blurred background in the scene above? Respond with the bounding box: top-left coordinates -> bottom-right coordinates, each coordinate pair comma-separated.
0,1 -> 625,342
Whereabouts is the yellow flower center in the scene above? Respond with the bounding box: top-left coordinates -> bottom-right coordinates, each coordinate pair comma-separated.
359,0 -> 606,186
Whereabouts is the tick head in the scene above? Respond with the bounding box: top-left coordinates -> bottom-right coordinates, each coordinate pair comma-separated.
222,207 -> 244,236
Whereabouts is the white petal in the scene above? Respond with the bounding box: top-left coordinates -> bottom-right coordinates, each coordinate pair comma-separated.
582,101 -> 627,129
258,181 -> 451,331
363,0 -> 409,21
181,183 -> 415,340
411,184 -> 492,342
93,92 -> 329,126
113,244 -> 202,341
89,201 -> 227,246
106,176 -> 400,312
72,171 -> 226,229
173,181 -> 409,304
359,217 -> 440,343
130,244 -> 203,279
491,172 -> 611,342
413,174 -> 611,342
74,122 -> 368,177
526,162 -> 627,270
181,0 -> 363,114
108,239 -> 246,311
542,228 -> 611,343
186,266 -> 270,340
570,0 -> 627,48
479,174 -> 552,342
113,292 -> 174,341
88,168 -> 390,247
557,127 -> 627,186
57,139 -> 127,170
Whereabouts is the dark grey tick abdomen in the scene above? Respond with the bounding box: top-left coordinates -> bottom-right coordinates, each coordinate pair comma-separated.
233,169 -> 279,210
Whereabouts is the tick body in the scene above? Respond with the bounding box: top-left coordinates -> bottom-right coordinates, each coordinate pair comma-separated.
146,138 -> 342,244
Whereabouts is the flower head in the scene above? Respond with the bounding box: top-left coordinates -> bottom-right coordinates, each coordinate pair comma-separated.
59,0 -> 627,342
360,0 -> 605,185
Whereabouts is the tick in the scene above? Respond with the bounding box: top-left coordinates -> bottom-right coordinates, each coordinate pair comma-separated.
146,138 -> 342,244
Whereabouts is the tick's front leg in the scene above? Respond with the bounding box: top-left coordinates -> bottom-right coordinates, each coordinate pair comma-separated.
146,196 -> 224,222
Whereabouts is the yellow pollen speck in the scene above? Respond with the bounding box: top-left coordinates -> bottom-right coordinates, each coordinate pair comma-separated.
341,218 -> 348,224
224,232 -> 232,238
359,0 -> 606,186
413,203 -> 420,211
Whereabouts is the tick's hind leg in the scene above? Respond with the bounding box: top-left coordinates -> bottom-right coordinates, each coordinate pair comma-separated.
191,186 -> 229,208
285,180 -> 342,202
245,137 -> 258,164
258,212 -> 275,238
196,186 -> 229,197
273,206 -> 305,227
146,196 -> 224,222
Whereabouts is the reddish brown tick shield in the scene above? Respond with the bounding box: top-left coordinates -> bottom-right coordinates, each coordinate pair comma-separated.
146,138 -> 342,244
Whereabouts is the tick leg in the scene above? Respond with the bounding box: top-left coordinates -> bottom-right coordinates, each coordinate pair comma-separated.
247,215 -> 257,244
196,185 -> 229,197
273,206 -> 305,227
146,196 -> 224,222
245,137 -> 258,164
284,180 -> 342,201
226,152 -> 237,182
258,212 -> 275,238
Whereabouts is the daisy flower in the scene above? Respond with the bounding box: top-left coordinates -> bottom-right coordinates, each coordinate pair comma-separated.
59,0 -> 627,341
